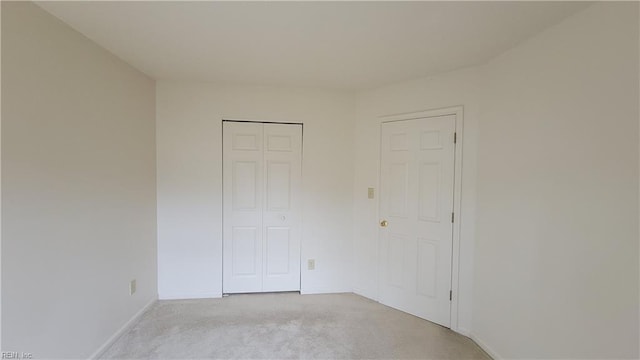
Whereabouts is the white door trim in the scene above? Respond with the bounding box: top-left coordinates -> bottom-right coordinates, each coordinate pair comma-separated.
378,105 -> 464,334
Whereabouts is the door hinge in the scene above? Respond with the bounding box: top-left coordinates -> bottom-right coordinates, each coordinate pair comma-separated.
451,212 -> 454,223
450,290 -> 452,301
454,132 -> 457,144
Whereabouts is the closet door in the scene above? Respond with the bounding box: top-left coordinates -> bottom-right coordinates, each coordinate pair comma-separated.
223,121 -> 302,293
262,123 -> 302,291
223,122 -> 264,293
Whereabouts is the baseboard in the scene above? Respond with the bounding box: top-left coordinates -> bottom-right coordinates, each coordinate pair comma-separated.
159,292 -> 222,300
454,327 -> 471,337
89,296 -> 157,360
353,288 -> 378,302
470,334 -> 501,360
300,287 -> 352,295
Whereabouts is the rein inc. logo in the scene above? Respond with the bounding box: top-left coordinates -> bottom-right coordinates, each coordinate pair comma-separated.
2,352 -> 32,359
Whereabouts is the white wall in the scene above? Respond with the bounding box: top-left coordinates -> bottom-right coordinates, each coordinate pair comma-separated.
2,2 -> 637,359
0,2 -> 3,353
353,66 -> 482,334
1,2 -> 157,358
156,82 -> 355,299
473,3 -> 639,359
353,4 -> 640,355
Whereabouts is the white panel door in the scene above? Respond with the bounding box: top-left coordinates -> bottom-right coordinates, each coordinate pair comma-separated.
223,121 -> 301,293
379,115 -> 456,327
223,122 -> 264,293
262,123 -> 302,291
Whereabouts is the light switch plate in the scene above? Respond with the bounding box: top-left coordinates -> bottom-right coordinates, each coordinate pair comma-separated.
130,279 -> 137,295
368,187 -> 375,199
308,259 -> 315,270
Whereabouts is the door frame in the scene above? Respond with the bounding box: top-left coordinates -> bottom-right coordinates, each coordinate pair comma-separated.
378,106 -> 464,333
221,119 -> 304,294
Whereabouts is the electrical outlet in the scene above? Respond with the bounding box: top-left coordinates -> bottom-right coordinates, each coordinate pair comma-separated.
129,279 -> 137,295
308,259 -> 315,270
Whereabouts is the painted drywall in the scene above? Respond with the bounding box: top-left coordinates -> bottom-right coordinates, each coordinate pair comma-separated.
1,2 -> 157,358
156,82 -> 354,299
473,3 -> 639,359
353,67 -> 482,334
0,2 -> 3,353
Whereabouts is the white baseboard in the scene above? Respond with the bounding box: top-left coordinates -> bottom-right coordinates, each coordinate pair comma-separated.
454,327 -> 471,337
470,334 -> 501,360
159,292 -> 222,300
300,287 -> 353,295
352,288 -> 379,302
89,296 -> 157,360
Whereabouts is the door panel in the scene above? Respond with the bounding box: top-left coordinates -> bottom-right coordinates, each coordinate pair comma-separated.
416,238 -> 438,297
223,121 -> 301,293
379,115 -> 456,327
232,161 -> 259,210
231,227 -> 259,276
418,162 -> 440,222
223,122 -> 263,293
388,234 -> 407,288
262,123 -> 301,292
265,227 -> 291,275
266,161 -> 291,211
389,162 -> 409,218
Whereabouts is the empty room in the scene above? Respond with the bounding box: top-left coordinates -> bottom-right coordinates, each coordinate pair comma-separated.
1,1 -> 639,359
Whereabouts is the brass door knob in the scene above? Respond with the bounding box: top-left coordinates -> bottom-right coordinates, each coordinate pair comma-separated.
380,219 -> 388,227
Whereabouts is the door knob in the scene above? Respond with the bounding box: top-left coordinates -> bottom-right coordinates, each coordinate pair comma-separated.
380,219 -> 388,227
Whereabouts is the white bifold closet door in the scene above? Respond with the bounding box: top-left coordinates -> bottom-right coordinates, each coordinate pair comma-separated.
223,121 -> 302,293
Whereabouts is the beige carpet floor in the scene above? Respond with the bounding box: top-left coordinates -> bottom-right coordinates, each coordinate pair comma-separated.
101,292 -> 490,359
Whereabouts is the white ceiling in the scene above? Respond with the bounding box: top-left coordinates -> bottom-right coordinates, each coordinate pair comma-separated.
37,1 -> 590,90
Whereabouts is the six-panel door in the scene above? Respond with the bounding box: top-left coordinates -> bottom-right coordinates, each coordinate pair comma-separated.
379,115 -> 456,327
223,121 -> 302,293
